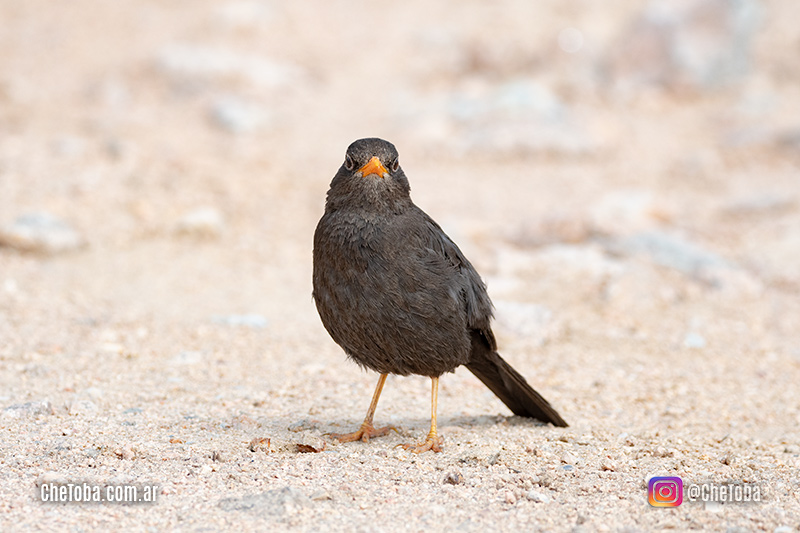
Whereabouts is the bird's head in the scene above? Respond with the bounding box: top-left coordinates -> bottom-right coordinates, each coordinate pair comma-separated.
326,138 -> 411,213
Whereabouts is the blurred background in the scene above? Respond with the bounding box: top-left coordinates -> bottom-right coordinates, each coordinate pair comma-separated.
1,0 -> 799,434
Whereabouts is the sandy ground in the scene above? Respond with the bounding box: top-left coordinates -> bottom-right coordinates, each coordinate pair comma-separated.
1,0 -> 800,531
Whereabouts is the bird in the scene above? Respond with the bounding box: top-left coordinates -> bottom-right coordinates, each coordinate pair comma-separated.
312,138 -> 567,453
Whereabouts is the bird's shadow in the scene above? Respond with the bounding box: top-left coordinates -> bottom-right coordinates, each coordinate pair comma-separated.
321,413 -> 551,435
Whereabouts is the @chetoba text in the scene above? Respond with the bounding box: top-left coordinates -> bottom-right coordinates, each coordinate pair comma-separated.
648,476 -> 762,507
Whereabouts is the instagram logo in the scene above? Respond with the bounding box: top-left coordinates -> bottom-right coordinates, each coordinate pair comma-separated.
648,476 -> 683,507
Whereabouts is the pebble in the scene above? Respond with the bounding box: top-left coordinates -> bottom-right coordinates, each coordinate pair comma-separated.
683,332 -> 707,349
115,445 -> 136,460
443,472 -> 465,485
2,400 -> 54,419
526,490 -> 551,503
310,490 -> 333,501
68,400 -> 98,416
175,207 -> 225,238
606,0 -> 761,91
601,459 -> 616,472
401,78 -> 594,156
211,450 -> 229,462
0,213 -> 86,254
504,491 -> 517,504
156,44 -> 302,89
209,97 -> 270,134
720,453 -> 735,466
654,446 -> 674,458
606,231 -> 727,276
248,437 -> 270,453
218,486 -> 311,515
561,452 -> 578,465
603,230 -> 755,291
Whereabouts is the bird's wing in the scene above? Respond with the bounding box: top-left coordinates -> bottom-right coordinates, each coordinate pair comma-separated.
416,208 -> 497,350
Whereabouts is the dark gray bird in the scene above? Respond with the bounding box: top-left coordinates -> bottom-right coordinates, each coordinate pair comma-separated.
313,138 -> 567,452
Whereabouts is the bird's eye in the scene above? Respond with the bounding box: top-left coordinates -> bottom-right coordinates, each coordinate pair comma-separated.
345,155 -> 355,171
390,158 -> 399,172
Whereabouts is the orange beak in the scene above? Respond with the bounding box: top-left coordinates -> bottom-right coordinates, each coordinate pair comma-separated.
358,156 -> 388,177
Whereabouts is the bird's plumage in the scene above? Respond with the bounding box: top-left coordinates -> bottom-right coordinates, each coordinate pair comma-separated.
313,138 -> 567,427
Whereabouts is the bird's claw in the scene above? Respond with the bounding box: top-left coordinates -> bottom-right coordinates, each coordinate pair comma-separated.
329,422 -> 397,443
402,433 -> 444,453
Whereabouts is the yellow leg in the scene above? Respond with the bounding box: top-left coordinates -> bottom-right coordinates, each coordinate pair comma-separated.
330,374 -> 396,443
403,376 -> 444,453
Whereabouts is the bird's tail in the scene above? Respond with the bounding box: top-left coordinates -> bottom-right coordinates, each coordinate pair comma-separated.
466,333 -> 568,427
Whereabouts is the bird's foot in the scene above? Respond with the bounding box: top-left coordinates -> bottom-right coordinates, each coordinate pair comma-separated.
329,422 -> 396,443
402,432 -> 444,454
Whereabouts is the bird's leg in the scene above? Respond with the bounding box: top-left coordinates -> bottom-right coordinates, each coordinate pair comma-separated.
403,376 -> 444,453
330,373 -> 396,443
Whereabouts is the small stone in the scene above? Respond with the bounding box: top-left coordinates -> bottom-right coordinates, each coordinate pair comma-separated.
175,208 -> 225,238
504,491 -> 517,504
68,400 -> 98,416
527,490 -> 551,503
601,459 -> 616,471
774,526 -> 794,533
606,0 -> 761,91
115,445 -> 136,460
199,464 -> 213,475
218,486 -> 311,515
561,451 -> 578,465
211,450 -> 228,462
209,98 -> 269,134
296,443 -> 325,453
287,419 -> 319,432
606,231 -> 727,277
655,446 -> 674,457
784,445 -> 800,454
85,387 -> 103,400
310,490 -> 333,501
720,453 -> 735,466
0,213 -> 86,254
443,472 -> 465,485
2,400 -> 54,419
248,437 -> 270,453
156,44 -> 303,89
683,332 -> 707,349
